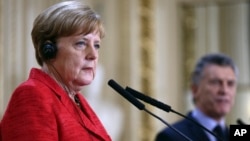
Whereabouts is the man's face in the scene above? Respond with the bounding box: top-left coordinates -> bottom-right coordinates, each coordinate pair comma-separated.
192,64 -> 237,121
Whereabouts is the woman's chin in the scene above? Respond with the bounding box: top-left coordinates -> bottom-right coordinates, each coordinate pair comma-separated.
76,79 -> 93,86
71,80 -> 92,92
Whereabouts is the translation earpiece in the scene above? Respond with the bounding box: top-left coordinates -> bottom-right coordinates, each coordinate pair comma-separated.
42,41 -> 57,60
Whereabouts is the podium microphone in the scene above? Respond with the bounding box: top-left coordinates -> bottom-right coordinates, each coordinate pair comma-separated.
108,79 -> 144,110
237,119 -> 246,125
125,86 -> 224,141
108,79 -> 193,141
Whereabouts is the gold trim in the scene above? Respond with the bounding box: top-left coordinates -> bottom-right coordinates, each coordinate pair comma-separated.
180,5 -> 196,89
139,0 -> 156,140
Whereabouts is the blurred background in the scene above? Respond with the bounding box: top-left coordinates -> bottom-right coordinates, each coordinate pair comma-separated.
0,0 -> 249,141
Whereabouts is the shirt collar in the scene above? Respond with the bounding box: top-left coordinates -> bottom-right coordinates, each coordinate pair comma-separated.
192,108 -> 225,131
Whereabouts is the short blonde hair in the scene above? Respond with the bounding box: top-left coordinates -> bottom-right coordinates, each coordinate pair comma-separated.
31,0 -> 105,66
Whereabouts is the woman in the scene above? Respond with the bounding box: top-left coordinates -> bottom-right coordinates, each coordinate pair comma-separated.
0,1 -> 111,141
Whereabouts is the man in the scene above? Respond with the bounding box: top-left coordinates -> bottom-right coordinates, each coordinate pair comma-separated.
155,53 -> 238,141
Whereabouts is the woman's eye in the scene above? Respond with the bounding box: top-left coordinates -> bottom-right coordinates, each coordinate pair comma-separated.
94,44 -> 100,49
75,41 -> 86,47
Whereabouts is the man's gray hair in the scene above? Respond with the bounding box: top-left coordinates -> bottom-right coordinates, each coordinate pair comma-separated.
191,53 -> 238,85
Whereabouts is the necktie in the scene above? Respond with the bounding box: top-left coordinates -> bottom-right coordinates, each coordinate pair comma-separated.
213,125 -> 226,141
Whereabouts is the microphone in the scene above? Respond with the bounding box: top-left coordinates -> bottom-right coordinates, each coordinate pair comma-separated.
125,86 -> 224,141
125,86 -> 172,113
108,79 -> 145,110
108,79 -> 193,141
237,119 -> 246,125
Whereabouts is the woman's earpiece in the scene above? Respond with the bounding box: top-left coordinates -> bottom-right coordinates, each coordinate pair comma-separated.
41,41 -> 57,60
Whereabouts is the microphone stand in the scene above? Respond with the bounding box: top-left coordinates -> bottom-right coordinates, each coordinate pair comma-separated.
143,108 -> 192,141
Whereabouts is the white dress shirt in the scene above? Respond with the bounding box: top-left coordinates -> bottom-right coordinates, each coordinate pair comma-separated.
192,108 -> 227,141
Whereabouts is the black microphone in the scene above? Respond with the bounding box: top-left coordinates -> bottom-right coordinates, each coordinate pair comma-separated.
125,86 -> 172,113
125,86 -> 224,141
237,119 -> 246,125
108,79 -> 145,110
107,79 -> 193,141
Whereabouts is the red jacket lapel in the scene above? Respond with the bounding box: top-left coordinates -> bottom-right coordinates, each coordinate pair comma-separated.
75,94 -> 111,141
31,68 -> 111,141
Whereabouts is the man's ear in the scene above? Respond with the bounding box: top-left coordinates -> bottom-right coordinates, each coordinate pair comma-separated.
191,84 -> 198,95
191,84 -> 198,103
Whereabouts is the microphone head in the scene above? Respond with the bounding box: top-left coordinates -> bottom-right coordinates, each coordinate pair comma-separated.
108,79 -> 145,110
237,119 -> 246,125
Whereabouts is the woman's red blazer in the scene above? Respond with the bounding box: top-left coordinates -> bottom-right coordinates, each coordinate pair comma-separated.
0,68 -> 111,141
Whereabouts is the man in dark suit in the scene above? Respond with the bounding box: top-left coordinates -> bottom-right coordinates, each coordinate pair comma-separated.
155,53 -> 237,141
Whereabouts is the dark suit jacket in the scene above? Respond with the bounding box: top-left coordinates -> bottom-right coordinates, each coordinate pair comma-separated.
0,68 -> 111,141
155,112 -> 210,141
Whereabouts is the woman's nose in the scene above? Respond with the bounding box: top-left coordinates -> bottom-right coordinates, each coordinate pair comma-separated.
86,45 -> 98,60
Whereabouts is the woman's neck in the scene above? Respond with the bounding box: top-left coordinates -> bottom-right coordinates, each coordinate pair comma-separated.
42,64 -> 76,98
